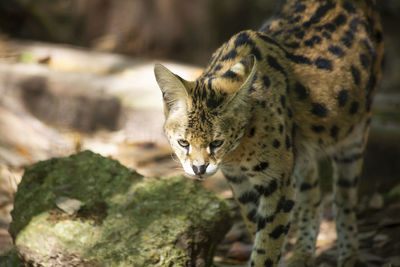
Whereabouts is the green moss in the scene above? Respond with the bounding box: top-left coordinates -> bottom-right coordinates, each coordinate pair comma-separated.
10,150 -> 138,237
10,150 -> 231,266
0,249 -> 21,267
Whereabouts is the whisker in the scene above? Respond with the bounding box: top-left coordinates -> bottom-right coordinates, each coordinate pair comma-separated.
170,153 -> 179,163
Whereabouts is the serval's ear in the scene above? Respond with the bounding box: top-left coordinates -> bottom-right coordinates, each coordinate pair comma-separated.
224,54 -> 258,109
154,64 -> 191,117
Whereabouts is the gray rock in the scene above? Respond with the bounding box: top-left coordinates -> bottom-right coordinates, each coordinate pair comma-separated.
9,151 -> 232,266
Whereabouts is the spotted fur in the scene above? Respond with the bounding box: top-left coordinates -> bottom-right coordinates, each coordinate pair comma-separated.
154,0 -> 383,266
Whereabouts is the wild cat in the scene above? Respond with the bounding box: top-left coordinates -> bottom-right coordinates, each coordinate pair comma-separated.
154,0 -> 383,266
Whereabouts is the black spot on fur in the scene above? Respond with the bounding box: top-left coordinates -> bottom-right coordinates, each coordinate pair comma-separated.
279,124 -> 284,134
267,55 -> 290,92
294,82 -> 308,100
272,30 -> 283,37
323,23 -> 336,32
234,32 -> 251,47
264,259 -> 274,267
303,2 -> 335,28
340,30 -> 354,48
247,209 -> 257,223
315,57 -> 333,70
257,32 -> 283,49
311,125 -> 325,133
304,35 -> 322,47
206,90 -> 225,109
280,95 -> 286,108
300,182 -> 316,192
222,70 -> 238,79
269,223 -> 290,239
263,76 -> 271,88
276,197 -> 295,212
292,15 -> 302,23
253,161 -> 269,172
255,180 -> 278,197
349,101 -> 359,114
333,13 -> 347,26
295,31 -> 305,39
285,135 -> 291,149
285,42 -> 300,49
343,2 -> 356,13
311,103 -> 328,117
359,54 -> 370,69
221,49 -> 237,61
330,125 -> 339,139
256,249 -> 266,254
285,52 -> 312,64
251,47 -> 262,61
249,127 -> 256,137
287,108 -> 293,118
234,32 -> 262,60
238,191 -> 259,204
351,65 -> 361,85
328,45 -> 344,57
267,56 -> 286,75
257,215 -> 274,231
322,31 -> 331,39
338,89 -> 349,106
273,139 -> 280,148
349,17 -> 360,31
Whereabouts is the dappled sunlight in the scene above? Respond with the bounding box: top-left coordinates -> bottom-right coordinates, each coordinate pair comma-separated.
0,0 -> 399,265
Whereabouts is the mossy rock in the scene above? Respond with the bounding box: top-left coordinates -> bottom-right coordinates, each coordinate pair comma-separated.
9,151 -> 231,267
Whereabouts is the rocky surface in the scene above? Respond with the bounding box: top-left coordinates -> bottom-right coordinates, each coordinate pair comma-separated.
8,151 -> 231,266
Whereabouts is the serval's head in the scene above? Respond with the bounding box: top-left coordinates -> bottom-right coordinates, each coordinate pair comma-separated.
154,55 -> 257,179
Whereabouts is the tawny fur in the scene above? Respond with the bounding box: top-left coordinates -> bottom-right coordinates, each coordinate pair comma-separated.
155,0 -> 383,266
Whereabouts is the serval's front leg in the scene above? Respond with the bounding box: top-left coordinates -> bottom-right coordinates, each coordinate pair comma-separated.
225,171 -> 295,267
252,176 -> 295,267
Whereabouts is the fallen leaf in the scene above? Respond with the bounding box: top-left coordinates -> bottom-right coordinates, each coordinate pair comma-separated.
373,234 -> 389,242
227,241 -> 252,261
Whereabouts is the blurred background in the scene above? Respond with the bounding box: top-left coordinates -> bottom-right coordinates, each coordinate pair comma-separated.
0,0 -> 399,265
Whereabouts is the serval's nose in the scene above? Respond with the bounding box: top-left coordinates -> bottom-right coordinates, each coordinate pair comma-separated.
192,164 -> 208,175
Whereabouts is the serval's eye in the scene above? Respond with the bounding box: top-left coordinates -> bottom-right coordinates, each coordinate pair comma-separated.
210,140 -> 224,149
178,139 -> 190,148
